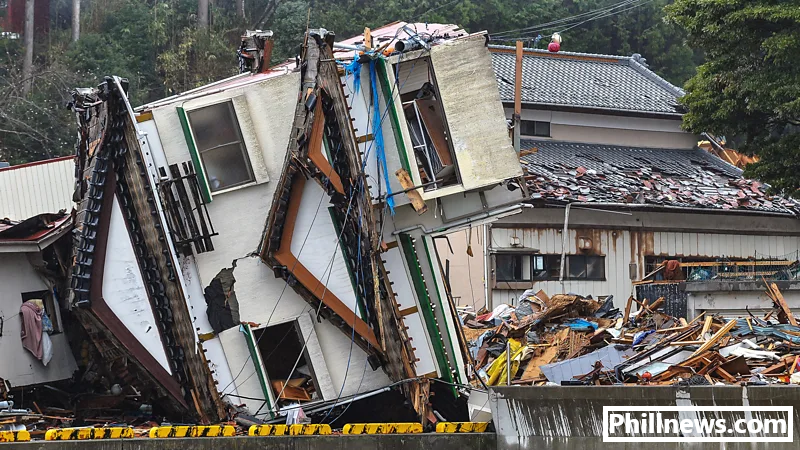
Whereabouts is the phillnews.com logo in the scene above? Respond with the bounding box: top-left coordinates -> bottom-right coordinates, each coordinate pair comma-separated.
603,406 -> 793,442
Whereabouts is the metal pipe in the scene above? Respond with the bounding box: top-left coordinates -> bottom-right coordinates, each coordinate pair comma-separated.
333,42 -> 366,52
506,341 -> 512,385
483,223 -> 491,311
558,203 -> 571,287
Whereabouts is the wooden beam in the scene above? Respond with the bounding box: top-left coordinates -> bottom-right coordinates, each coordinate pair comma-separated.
769,282 -> 797,326
623,296 -> 634,323
395,169 -> 427,214
274,176 -> 380,349
701,316 -> 713,340
691,319 -> 737,357
307,100 -> 345,195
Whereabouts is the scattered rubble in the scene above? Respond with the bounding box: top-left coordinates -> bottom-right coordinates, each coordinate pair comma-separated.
463,286 -> 800,387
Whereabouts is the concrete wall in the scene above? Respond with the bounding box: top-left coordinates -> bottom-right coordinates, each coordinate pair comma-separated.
491,386 -> 800,449
509,108 -> 697,149
0,435 -> 496,450
0,253 -> 77,387
484,207 -> 800,310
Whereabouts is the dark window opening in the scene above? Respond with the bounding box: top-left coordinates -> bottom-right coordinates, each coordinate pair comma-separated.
520,120 -> 550,137
395,57 -> 458,190
496,254 -> 531,282
21,290 -> 61,334
253,321 -> 319,402
497,254 -> 605,282
187,101 -> 255,192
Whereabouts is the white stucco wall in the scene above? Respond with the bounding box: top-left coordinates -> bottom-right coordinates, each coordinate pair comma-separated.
0,253 -> 77,386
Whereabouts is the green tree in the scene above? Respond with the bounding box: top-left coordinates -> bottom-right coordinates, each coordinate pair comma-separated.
667,0 -> 800,196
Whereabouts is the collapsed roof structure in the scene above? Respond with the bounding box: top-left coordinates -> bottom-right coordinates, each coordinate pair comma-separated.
64,22 -> 524,425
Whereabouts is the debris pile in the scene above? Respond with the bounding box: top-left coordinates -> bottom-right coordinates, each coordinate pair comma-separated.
463,287 -> 800,386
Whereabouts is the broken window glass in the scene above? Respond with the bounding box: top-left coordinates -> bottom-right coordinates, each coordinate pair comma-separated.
187,102 -> 255,192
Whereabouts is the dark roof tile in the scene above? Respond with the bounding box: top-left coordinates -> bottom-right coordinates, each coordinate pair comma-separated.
521,140 -> 800,215
490,46 -> 684,115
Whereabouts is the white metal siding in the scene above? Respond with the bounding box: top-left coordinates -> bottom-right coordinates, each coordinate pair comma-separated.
491,226 -> 800,307
0,157 -> 74,220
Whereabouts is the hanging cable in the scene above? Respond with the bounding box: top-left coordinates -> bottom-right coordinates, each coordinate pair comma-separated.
490,0 -> 645,40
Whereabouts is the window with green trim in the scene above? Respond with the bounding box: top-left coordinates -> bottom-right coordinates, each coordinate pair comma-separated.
187,101 -> 254,192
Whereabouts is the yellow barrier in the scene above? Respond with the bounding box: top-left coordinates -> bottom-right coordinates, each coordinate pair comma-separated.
0,430 -> 30,442
148,425 -> 236,438
45,427 -> 133,440
342,423 -> 423,434
248,424 -> 331,436
435,422 -> 489,433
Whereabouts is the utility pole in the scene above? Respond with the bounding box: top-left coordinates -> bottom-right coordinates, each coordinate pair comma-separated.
198,0 -> 209,28
71,0 -> 80,42
513,41 -> 523,154
22,0 -> 34,95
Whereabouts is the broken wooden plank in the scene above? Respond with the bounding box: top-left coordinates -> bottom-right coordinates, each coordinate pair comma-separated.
623,296 -> 634,323
701,315 -> 713,340
691,319 -> 737,357
769,282 -> 797,326
395,169 -> 427,214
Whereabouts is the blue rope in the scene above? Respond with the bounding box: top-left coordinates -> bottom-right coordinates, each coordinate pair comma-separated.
369,59 -> 395,214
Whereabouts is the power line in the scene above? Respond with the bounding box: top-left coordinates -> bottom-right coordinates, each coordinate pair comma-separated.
411,0 -> 466,23
559,0 -> 659,33
490,0 -> 645,40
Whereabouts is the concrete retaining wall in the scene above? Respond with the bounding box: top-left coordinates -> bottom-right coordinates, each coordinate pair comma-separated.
491,386 -> 800,449
0,434 -> 496,450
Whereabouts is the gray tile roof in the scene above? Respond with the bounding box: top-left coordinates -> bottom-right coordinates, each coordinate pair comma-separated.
521,140 -> 800,215
490,46 -> 685,115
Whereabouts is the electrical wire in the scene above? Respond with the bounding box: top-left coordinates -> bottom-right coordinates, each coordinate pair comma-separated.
490,0 -> 642,39
490,0 -> 649,41
558,0 -> 659,33
410,0 -> 466,23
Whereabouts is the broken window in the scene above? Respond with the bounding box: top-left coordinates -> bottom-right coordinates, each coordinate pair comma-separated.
21,290 -> 61,334
187,101 -> 254,192
520,120 -> 551,137
252,321 -> 320,403
396,57 -> 458,190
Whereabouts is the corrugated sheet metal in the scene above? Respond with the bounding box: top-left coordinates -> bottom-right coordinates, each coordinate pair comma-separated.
635,282 -> 687,318
491,226 -> 800,308
0,156 -> 74,220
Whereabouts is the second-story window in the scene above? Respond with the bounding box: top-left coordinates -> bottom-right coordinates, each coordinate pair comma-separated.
188,101 -> 255,192
520,120 -> 551,137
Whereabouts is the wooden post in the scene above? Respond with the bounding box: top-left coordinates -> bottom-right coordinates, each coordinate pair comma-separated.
513,41 -> 523,154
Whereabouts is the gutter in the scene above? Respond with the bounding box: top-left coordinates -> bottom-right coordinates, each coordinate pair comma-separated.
528,200 -> 799,219
392,204 -> 529,237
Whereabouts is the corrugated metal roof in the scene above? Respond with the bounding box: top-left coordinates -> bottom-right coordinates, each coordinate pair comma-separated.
0,156 -> 75,220
489,45 -> 684,115
521,140 -> 800,215
540,345 -> 633,384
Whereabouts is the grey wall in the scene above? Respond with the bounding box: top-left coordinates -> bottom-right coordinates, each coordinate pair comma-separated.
491,386 -> 800,449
